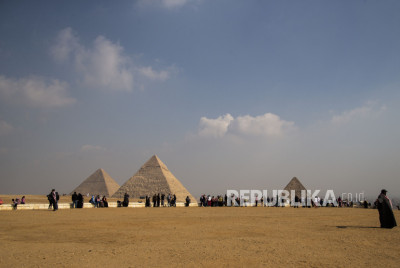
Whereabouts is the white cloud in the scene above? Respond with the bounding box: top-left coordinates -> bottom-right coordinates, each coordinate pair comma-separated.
51,28 -> 173,92
80,145 -> 107,153
198,113 -> 295,138
0,119 -> 13,136
80,36 -> 134,91
331,102 -> 386,125
50,27 -> 80,63
0,75 -> 76,108
199,114 -> 233,138
229,113 -> 296,137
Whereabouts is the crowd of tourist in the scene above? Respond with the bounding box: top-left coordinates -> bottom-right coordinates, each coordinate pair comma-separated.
4,190 -> 399,213
145,193 -> 177,207
195,194 -> 373,208
199,194 -> 227,207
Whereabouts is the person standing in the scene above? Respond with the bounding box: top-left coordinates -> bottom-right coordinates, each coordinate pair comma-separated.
77,193 -> 84,208
47,193 -> 53,209
123,193 -> 129,207
152,194 -> 157,207
161,194 -> 165,207
72,192 -> 78,208
157,193 -> 161,207
102,196 -> 108,208
375,189 -> 397,229
172,194 -> 177,207
49,189 -> 59,211
12,199 -> 18,210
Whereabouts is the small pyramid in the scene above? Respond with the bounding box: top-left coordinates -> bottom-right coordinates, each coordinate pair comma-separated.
283,177 -> 307,199
70,168 -> 120,197
112,155 -> 195,202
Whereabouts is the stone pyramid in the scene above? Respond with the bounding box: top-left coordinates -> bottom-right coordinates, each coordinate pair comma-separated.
112,155 -> 195,202
70,168 -> 120,197
283,177 -> 307,199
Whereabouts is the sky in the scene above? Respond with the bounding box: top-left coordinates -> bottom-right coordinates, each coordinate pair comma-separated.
0,0 -> 399,201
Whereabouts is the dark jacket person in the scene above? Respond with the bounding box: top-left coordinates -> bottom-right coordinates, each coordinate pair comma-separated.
123,193 -> 129,207
376,189 -> 397,229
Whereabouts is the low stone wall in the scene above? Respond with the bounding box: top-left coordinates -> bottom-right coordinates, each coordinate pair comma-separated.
0,202 -> 199,211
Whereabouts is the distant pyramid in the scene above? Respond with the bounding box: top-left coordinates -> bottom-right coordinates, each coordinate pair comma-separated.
112,155 -> 195,202
283,177 -> 307,199
70,168 -> 120,197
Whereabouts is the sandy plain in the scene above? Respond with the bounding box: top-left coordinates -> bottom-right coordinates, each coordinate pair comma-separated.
0,205 -> 399,267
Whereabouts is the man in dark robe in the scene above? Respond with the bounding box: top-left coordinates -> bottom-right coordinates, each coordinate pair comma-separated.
123,193 -> 129,207
77,193 -> 84,208
72,192 -> 78,208
152,194 -> 157,207
376,189 -> 397,229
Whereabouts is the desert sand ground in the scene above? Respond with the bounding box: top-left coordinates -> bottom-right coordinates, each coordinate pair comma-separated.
0,205 -> 399,267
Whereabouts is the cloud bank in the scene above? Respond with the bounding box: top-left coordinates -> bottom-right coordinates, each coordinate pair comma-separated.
0,75 -> 76,108
198,113 -> 296,138
51,28 -> 173,91
331,102 -> 386,125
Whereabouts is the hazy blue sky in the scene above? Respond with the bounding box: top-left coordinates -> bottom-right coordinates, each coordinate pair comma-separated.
1,0 -> 399,200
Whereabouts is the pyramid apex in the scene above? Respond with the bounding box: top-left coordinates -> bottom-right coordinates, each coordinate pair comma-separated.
152,154 -> 161,160
70,168 -> 120,197
146,154 -> 165,166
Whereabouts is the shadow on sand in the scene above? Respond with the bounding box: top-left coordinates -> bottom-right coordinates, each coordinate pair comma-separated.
336,226 -> 380,229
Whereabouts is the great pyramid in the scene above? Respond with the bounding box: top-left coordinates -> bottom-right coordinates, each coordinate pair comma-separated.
283,177 -> 307,199
112,155 -> 195,202
70,168 -> 120,197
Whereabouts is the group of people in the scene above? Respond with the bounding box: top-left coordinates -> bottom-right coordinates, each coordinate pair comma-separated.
88,194 -> 109,208
71,192 -> 85,208
199,194 -> 227,207
47,189 -> 59,211
117,193 -> 130,207
10,196 -> 25,209
145,193 -> 177,207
